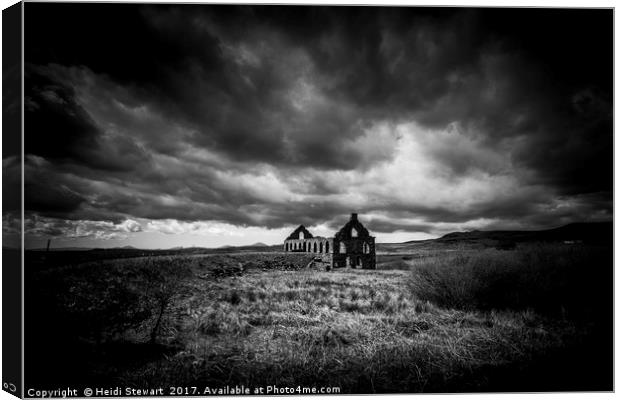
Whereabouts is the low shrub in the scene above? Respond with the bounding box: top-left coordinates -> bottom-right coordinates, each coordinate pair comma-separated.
409,244 -> 611,318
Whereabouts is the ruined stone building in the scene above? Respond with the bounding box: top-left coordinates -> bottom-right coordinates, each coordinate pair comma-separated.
283,213 -> 376,270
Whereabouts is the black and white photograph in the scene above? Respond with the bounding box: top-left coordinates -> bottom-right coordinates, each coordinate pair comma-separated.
1,1 -> 614,396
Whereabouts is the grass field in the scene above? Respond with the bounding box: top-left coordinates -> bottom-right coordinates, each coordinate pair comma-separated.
25,243 -> 612,393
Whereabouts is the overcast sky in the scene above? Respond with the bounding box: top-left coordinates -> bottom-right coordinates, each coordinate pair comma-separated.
7,4 -> 612,248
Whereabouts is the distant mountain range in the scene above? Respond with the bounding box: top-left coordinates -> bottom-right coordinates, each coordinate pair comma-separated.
24,222 -> 611,252
374,221 -> 612,254
431,221 -> 612,244
219,242 -> 267,249
28,242 -> 277,252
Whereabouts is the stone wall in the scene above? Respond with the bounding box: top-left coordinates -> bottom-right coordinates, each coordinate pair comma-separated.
332,236 -> 376,269
283,214 -> 377,270
283,237 -> 333,254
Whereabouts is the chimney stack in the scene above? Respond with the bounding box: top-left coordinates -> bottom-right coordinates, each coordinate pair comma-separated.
351,213 -> 358,221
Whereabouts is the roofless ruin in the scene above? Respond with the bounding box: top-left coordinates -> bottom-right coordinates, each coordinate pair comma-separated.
283,213 -> 376,270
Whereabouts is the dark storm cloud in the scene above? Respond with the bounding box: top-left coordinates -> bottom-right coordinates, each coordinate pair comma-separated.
24,67 -> 101,166
21,4 -> 612,238
25,65 -> 155,172
26,4 -> 396,170
2,157 -> 21,213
